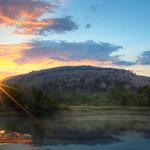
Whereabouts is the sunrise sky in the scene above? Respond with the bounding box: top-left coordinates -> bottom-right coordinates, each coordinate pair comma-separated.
0,0 -> 150,80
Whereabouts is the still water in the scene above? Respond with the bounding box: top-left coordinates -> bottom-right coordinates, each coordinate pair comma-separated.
0,109 -> 150,150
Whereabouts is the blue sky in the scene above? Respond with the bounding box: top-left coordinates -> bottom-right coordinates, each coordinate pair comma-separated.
0,0 -> 150,79
52,0 -> 150,61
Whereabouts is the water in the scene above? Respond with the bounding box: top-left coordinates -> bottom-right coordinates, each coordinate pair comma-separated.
0,109 -> 150,150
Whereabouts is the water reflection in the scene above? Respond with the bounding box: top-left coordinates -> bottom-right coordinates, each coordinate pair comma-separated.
0,110 -> 150,148
0,129 -> 32,144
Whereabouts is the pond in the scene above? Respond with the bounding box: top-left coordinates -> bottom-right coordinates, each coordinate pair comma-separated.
0,108 -> 150,150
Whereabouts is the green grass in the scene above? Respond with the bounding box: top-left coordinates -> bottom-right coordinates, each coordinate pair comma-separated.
70,105 -> 150,112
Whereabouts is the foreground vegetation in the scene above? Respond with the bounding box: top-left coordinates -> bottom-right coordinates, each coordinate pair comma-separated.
1,84 -> 150,116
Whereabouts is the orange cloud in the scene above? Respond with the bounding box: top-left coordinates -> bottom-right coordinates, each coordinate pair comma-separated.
0,42 -> 149,81
1,53 -> 149,80
0,42 -> 114,80
0,0 -> 77,35
14,20 -> 54,35
0,43 -> 32,60
0,0 -> 54,35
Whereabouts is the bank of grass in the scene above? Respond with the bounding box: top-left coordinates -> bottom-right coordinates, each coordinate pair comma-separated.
70,105 -> 150,112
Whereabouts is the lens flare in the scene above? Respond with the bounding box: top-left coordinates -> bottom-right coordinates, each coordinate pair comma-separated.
0,83 -> 47,129
0,94 -> 6,112
0,83 -> 19,91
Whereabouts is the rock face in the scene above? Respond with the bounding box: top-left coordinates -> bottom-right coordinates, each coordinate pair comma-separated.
5,66 -> 150,91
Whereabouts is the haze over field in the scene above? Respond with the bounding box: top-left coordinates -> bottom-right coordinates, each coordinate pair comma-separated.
0,0 -> 150,80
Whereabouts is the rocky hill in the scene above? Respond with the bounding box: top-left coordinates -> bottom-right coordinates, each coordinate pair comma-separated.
5,66 -> 150,91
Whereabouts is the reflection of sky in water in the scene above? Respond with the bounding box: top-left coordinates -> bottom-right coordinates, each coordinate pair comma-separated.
1,133 -> 150,150
0,110 -> 150,149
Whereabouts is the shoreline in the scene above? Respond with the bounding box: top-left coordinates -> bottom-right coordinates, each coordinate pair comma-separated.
0,106 -> 150,117
70,106 -> 150,112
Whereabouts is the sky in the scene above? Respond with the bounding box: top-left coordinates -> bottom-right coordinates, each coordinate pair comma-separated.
0,0 -> 150,80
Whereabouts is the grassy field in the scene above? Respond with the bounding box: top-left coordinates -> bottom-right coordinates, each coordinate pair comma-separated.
70,106 -> 150,112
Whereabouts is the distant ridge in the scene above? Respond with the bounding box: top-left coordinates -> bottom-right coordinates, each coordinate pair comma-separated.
5,66 -> 150,91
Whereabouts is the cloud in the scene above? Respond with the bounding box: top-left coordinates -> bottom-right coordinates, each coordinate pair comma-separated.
137,50 -> 150,64
39,16 -> 78,34
91,4 -> 99,13
111,55 -> 135,66
0,0 -> 78,35
1,42 -> 150,79
0,43 -> 31,59
113,60 -> 135,66
0,39 -> 141,68
15,40 -> 124,64
85,23 -> 91,29
0,40 -> 137,66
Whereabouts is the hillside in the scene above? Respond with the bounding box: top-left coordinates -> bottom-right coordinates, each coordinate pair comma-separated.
5,66 -> 150,91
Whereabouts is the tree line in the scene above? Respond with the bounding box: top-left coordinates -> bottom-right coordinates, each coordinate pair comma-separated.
0,84 -> 150,116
